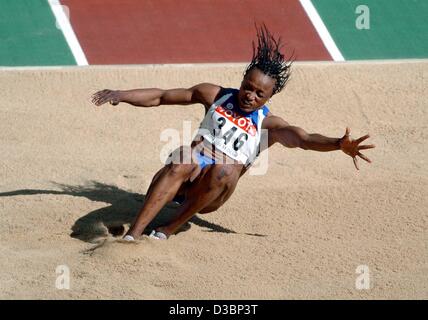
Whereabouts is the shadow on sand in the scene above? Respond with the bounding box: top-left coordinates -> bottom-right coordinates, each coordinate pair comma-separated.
0,181 -> 266,243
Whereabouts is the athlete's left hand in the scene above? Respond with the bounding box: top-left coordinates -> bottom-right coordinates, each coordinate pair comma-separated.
339,127 -> 375,170
91,89 -> 121,106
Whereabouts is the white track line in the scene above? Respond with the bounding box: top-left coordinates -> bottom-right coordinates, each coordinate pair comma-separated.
299,0 -> 345,61
47,0 -> 88,65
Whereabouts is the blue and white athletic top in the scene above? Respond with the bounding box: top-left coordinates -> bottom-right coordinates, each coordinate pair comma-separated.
197,88 -> 269,167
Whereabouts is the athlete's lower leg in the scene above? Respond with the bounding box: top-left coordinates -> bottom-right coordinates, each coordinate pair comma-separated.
157,165 -> 240,237
127,163 -> 198,238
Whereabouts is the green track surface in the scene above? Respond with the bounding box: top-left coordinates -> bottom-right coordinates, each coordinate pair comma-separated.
312,0 -> 428,59
0,0 -> 75,66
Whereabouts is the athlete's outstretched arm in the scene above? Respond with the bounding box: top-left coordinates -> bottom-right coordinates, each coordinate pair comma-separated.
91,83 -> 221,108
263,115 -> 375,170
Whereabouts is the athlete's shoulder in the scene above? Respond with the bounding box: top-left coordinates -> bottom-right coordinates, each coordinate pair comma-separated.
209,87 -> 239,106
192,83 -> 222,96
262,112 -> 290,129
219,87 -> 239,96
261,105 -> 270,116
191,83 -> 222,107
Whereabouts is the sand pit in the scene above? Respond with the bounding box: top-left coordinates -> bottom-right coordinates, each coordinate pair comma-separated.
0,61 -> 427,299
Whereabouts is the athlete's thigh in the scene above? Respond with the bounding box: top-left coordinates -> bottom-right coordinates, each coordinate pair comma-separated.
194,164 -> 242,213
198,180 -> 239,213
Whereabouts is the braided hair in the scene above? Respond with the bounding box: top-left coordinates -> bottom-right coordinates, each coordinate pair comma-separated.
244,24 -> 293,95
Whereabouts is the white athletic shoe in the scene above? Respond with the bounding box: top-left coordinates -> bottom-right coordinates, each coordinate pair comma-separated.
149,230 -> 168,240
123,235 -> 135,242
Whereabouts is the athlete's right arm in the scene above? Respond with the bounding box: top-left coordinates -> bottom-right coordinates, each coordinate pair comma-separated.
91,83 -> 221,109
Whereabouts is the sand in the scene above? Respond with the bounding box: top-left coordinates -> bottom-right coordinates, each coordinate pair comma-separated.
0,61 -> 427,299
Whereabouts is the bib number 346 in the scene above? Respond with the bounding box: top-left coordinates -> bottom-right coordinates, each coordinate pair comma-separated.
214,116 -> 248,151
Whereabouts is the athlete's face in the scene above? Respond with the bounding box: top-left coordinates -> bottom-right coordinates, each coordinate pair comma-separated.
238,68 -> 275,113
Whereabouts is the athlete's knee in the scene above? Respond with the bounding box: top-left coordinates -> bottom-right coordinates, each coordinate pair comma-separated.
167,162 -> 197,178
199,202 -> 224,214
211,165 -> 239,187
164,146 -> 198,178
